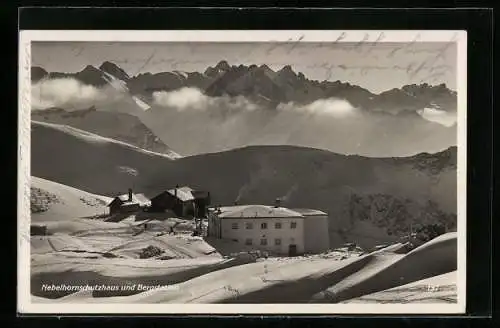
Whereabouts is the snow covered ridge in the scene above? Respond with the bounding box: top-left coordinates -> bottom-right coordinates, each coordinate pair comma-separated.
100,69 -> 151,111
32,120 -> 182,160
31,106 -> 177,156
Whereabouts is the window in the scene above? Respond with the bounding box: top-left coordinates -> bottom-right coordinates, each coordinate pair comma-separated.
290,222 -> 297,229
275,222 -> 282,229
274,238 -> 282,246
245,222 -> 253,229
245,238 -> 253,245
261,222 -> 268,229
260,238 -> 268,246
231,222 -> 239,229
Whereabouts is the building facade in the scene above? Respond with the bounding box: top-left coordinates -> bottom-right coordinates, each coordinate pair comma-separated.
293,208 -> 331,254
207,204 -> 330,256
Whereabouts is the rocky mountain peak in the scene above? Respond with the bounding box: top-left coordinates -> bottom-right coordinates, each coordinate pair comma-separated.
276,65 -> 299,83
99,61 -> 130,81
401,83 -> 453,95
81,65 -> 100,73
280,65 -> 295,74
32,61 -> 458,115
215,60 -> 231,71
259,64 -> 273,71
31,66 -> 48,82
204,60 -> 232,78
72,65 -> 108,86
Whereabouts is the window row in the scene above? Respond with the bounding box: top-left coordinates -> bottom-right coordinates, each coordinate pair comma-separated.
237,238 -> 282,246
231,221 -> 297,230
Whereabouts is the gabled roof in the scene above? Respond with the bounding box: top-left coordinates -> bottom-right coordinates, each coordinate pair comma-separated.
191,190 -> 210,199
151,186 -> 209,202
167,186 -> 195,202
215,205 -> 304,219
108,193 -> 150,207
291,208 -> 328,216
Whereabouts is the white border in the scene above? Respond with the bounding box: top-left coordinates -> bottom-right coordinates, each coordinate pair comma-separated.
18,30 -> 467,315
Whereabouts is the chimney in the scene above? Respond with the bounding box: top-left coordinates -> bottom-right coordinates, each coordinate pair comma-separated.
175,184 -> 179,198
275,198 -> 281,208
128,188 -> 133,202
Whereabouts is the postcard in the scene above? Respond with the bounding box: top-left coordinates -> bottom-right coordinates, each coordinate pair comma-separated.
18,30 -> 467,314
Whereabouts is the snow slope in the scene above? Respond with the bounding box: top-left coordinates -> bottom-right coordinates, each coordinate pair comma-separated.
31,255 -> 249,299
31,176 -> 112,222
31,121 -> 180,197
342,271 -> 457,304
32,222 -> 220,259
310,232 -> 457,303
31,108 -> 178,156
32,121 -> 179,160
32,232 -> 456,303
30,219 -> 260,299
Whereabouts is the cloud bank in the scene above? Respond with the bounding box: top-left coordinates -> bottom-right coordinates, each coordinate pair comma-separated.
31,78 -> 125,110
277,98 -> 358,117
142,88 -> 455,157
152,87 -> 259,112
417,108 -> 457,127
30,82 -> 457,158
152,87 -> 357,118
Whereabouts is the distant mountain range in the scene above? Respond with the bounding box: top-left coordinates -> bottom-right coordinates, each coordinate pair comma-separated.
32,60 -> 457,113
31,60 -> 458,157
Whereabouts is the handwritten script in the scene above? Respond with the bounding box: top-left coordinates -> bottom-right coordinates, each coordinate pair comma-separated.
52,31 -> 459,87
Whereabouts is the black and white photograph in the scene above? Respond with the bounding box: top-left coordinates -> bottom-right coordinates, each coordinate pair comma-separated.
18,30 -> 467,314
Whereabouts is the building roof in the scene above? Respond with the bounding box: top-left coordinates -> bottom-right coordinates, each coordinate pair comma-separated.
191,190 -> 210,199
151,186 -> 209,203
167,186 -> 209,202
166,186 -> 195,202
214,205 -> 305,219
109,193 -> 150,206
291,208 -> 328,216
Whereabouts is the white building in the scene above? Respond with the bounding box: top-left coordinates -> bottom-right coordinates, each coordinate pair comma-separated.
207,204 -> 330,256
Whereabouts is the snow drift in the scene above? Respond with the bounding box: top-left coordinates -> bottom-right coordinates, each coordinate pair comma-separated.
31,232 -> 456,303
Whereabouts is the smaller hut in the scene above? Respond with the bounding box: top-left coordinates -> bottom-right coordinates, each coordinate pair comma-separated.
107,188 -> 150,215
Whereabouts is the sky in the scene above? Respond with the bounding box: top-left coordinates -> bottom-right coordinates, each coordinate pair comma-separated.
31,41 -> 456,94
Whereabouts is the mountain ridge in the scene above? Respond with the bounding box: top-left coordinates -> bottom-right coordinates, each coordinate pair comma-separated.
31,60 -> 457,113
30,60 -> 458,158
31,120 -> 457,248
31,106 -> 180,157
